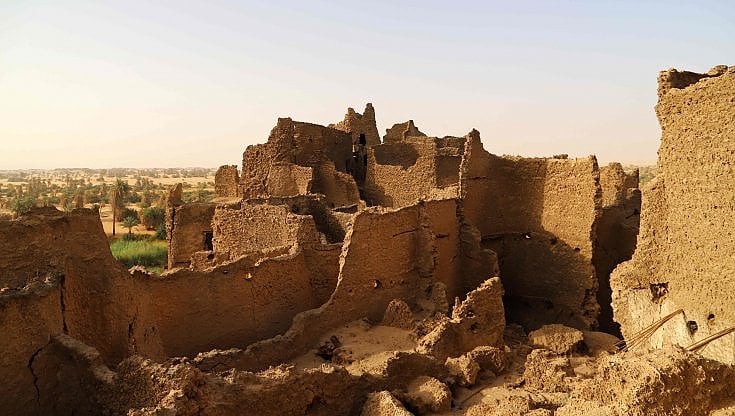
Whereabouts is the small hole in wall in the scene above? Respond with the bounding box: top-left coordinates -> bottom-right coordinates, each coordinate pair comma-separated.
373,280 -> 382,289
574,247 -> 581,252
469,323 -> 479,333
549,237 -> 558,245
687,320 -> 699,335
359,133 -> 366,145
708,313 -> 716,321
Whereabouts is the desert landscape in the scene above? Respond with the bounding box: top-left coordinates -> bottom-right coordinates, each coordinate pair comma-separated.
1,65 -> 734,415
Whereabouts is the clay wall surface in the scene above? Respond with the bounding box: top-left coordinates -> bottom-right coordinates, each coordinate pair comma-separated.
0,281 -> 64,414
311,161 -> 361,208
364,136 -> 464,207
265,162 -> 313,196
0,209 -> 145,412
383,120 -> 426,143
0,208 -> 344,413
612,66 -> 735,362
595,163 -> 641,334
167,202 -> 216,268
240,118 -> 358,202
200,199 -> 499,371
214,165 -> 240,198
0,207 -> 110,289
460,131 -> 603,329
140,248 -> 324,358
211,202 -> 320,261
330,103 -> 381,146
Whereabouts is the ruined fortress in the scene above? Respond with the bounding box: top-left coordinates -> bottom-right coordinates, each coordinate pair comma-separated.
1,66 -> 734,415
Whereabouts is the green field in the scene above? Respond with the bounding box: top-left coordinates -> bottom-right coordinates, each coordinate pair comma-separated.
110,239 -> 167,273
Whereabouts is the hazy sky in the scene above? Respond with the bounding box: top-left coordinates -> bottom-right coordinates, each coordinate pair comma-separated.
1,1 -> 733,169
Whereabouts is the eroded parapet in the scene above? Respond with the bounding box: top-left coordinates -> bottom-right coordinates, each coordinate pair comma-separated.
383,120 -> 426,143
196,198 -> 500,372
612,65 -> 735,362
460,131 -> 604,330
214,165 -> 240,198
330,103 -> 381,147
240,117 -> 361,207
364,132 -> 465,207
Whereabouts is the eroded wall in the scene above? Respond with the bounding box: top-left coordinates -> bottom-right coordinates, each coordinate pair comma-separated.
460,131 -> 603,330
612,66 -> 735,362
330,103 -> 381,146
240,117 -> 361,207
167,202 -> 216,268
214,165 -> 240,198
364,136 -> 463,207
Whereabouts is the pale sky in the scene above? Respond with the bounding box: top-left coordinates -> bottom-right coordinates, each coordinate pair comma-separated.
1,1 -> 733,169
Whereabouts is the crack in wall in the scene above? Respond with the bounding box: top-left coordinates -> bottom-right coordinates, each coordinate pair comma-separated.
27,339 -> 52,404
59,275 -> 68,334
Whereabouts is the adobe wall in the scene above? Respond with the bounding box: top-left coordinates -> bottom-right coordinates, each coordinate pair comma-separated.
138,248 -> 324,358
0,206 -> 111,289
383,120 -> 426,143
214,165 -> 240,198
595,163 -> 640,335
265,162 -> 313,197
0,209 -> 148,413
311,161 -> 361,208
364,136 -> 463,207
0,208 -> 345,413
167,202 -> 216,268
330,103 -> 381,146
240,118 -> 360,207
197,199 -> 500,371
0,281 -> 64,414
460,130 -> 603,329
211,201 -> 320,261
612,66 -> 735,362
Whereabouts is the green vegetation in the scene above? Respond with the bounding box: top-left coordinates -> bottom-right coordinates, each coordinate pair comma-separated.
141,206 -> 166,230
110,239 -> 167,271
122,215 -> 140,235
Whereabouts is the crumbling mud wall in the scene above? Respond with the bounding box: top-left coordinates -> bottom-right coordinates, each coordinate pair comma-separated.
0,209 -> 144,413
167,202 -> 216,269
612,66 -> 735,362
0,208 -> 346,414
138,248 -> 325,358
197,199 -> 500,371
460,131 -> 604,330
595,163 -> 640,335
240,117 -> 362,207
330,103 -> 381,146
214,165 -> 240,198
383,120 -> 426,143
364,135 -> 463,207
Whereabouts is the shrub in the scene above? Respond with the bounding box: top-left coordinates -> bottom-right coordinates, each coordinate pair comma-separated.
110,240 -> 167,269
155,222 -> 167,240
140,206 -> 165,230
118,207 -> 138,222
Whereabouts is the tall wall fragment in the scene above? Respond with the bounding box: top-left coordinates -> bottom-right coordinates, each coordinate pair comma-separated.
214,165 -> 240,198
612,65 -> 735,362
460,130 -> 604,330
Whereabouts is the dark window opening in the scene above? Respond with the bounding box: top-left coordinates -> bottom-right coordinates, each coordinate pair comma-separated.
363,154 -> 368,166
203,231 -> 213,251
359,133 -> 366,145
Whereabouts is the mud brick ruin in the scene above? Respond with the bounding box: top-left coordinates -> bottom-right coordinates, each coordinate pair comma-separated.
2,66 -> 735,415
